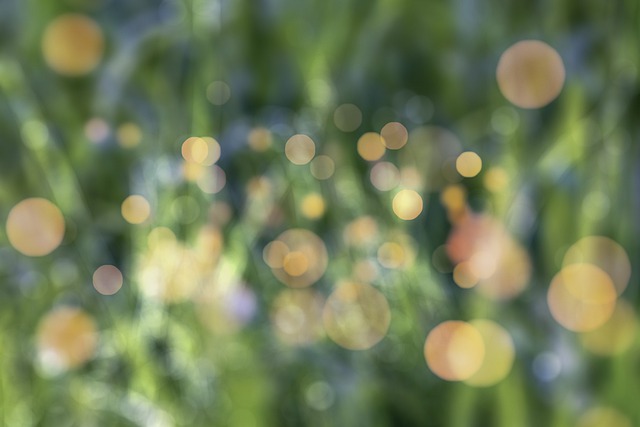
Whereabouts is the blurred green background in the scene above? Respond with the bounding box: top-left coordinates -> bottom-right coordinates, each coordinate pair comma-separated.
0,0 -> 639,426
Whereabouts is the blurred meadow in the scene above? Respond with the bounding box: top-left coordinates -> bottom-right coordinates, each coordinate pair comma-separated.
1,0 -> 639,426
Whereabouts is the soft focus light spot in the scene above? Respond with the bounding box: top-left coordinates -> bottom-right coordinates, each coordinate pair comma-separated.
84,118 -> 110,144
310,155 -> 335,180
323,282 -> 391,350
206,81 -> 231,105
580,299 -> 637,356
138,236 -> 200,303
305,381 -> 335,411
300,193 -> 326,219
547,263 -> 617,332
370,162 -> 400,191
343,216 -> 378,247
464,320 -> 515,387
269,229 -> 328,288
42,14 -> 104,76
456,152 -> 482,178
497,40 -> 565,109
271,289 -> 325,345
197,165 -> 226,194
6,198 -> 65,257
440,184 -> 467,213
562,236 -> 631,295
117,123 -> 142,148
484,167 -> 509,192
532,352 -> 561,382
248,127 -> 273,152
285,134 -> 316,165
121,195 -> 151,224
333,103 -> 362,132
36,307 -> 97,372
377,242 -> 407,269
200,137 -> 222,166
452,262 -> 479,289
424,321 -> 485,381
392,189 -> 423,220
577,407 -> 632,427
283,251 -> 309,277
181,136 -> 220,165
380,122 -> 408,149
446,214 -> 531,300
263,240 -> 290,269
92,265 -> 123,295
357,132 -> 386,161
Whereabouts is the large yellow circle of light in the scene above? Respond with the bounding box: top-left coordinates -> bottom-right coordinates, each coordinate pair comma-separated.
42,14 -> 104,76
6,198 -> 65,256
497,40 -> 565,109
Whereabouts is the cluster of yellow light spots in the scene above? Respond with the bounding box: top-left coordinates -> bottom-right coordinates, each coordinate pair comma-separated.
42,14 -> 104,76
206,81 -> 231,105
497,40 -> 565,109
285,134 -> 316,165
181,136 -> 221,166
357,132 -> 386,161
271,289 -> 325,345
333,103 -> 362,132
264,229 -> 328,288
370,162 -> 400,191
548,236 -> 632,333
92,264 -> 123,295
248,127 -> 273,152
456,151 -> 482,178
310,155 -> 335,180
343,216 -> 378,247
392,189 -> 424,220
323,281 -> 391,350
446,214 -> 531,299
121,195 -> 151,224
6,198 -> 65,256
138,225 -> 223,303
116,122 -> 142,148
380,122 -> 408,149
377,234 -> 416,269
300,193 -> 326,219
36,307 -> 98,373
424,320 -> 515,386
577,407 -> 632,427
